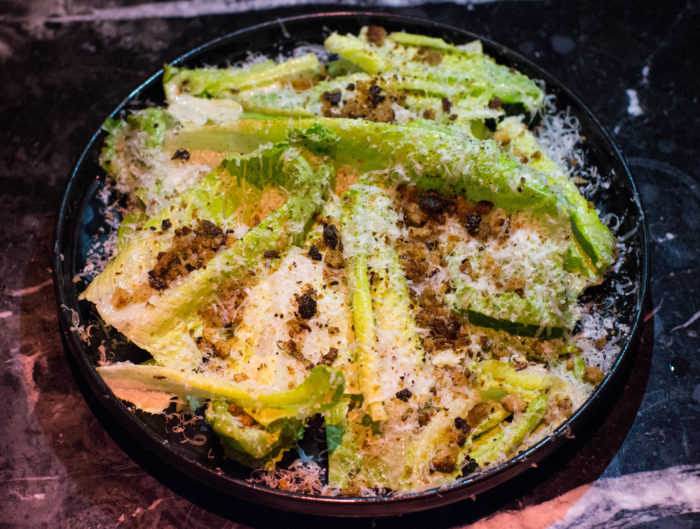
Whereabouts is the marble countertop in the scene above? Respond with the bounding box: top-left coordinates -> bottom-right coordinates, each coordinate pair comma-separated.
1,1 -> 698,527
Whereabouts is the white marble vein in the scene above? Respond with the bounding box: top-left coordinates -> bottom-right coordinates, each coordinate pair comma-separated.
468,465 -> 700,529
1,0 -> 535,24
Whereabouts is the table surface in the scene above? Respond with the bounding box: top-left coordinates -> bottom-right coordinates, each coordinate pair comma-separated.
1,1 -> 698,527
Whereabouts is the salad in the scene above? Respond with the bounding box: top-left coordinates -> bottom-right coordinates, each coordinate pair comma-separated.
81,26 -> 619,495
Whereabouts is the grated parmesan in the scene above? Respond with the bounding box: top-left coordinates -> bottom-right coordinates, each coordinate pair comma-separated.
74,28 -> 639,497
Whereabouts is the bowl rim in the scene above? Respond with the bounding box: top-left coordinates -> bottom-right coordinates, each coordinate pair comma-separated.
53,11 -> 650,517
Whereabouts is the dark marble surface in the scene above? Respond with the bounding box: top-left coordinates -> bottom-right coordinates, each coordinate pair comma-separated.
1,0 -> 698,527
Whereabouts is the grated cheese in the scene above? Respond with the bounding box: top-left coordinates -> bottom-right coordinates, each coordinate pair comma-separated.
77,28 -> 637,497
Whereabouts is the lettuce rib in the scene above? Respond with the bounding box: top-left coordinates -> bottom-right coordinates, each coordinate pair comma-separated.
98,363 -> 343,416
163,53 -> 320,101
469,394 -> 547,465
99,363 -> 344,467
84,136 -> 334,368
495,117 -> 616,276
170,118 -> 564,216
324,29 -> 543,112
329,184 -> 432,490
341,190 -> 385,422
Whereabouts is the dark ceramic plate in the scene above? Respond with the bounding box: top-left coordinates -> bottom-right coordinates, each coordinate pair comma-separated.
54,12 -> 649,517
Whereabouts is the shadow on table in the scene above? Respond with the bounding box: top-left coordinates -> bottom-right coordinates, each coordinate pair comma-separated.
22,211 -> 655,528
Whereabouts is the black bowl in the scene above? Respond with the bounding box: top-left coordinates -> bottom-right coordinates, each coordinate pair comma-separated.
53,12 -> 649,517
